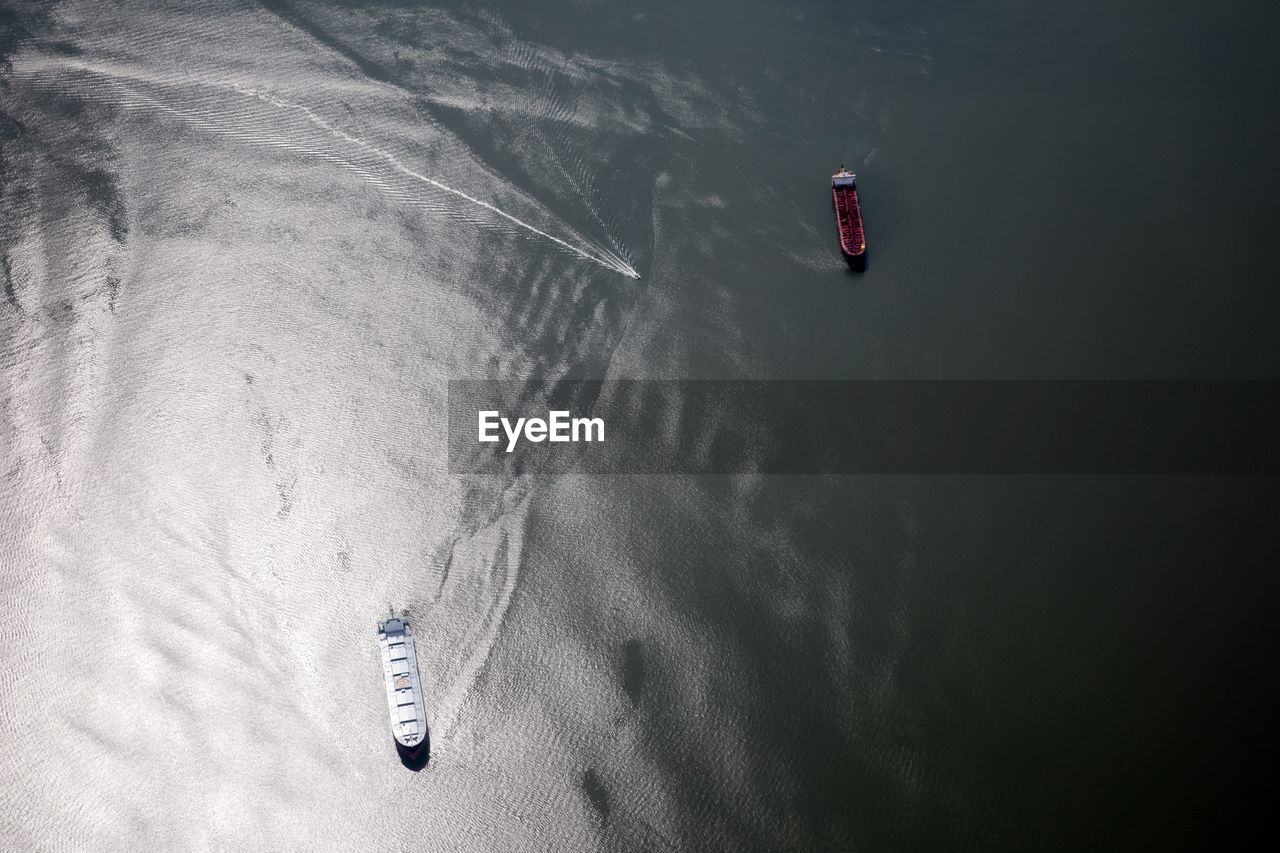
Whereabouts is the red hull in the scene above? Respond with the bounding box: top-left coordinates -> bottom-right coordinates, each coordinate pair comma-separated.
832,179 -> 866,271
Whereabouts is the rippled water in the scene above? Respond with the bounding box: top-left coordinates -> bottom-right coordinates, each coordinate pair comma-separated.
3,1 -> 1277,849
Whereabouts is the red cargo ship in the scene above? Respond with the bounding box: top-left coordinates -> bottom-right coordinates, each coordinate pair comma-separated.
832,167 -> 866,271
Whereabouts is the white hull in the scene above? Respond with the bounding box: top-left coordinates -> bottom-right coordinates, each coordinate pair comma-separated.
377,617 -> 427,757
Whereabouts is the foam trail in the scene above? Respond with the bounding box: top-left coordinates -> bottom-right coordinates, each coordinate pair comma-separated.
235,87 -> 640,279
428,507 -> 526,745
10,57 -> 640,279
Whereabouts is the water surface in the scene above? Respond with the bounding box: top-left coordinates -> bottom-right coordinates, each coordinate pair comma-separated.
2,1 -> 1277,848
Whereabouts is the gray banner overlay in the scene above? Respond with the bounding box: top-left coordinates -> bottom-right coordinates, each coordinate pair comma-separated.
447,381 -> 1279,475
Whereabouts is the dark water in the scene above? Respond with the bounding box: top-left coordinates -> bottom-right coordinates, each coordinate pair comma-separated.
2,0 -> 1277,849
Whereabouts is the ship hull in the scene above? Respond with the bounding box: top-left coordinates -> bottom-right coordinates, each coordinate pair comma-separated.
395,737 -> 428,763
831,175 -> 867,272
378,616 -> 430,767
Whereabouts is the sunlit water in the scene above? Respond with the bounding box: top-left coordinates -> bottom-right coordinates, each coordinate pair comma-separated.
3,1 -> 1277,849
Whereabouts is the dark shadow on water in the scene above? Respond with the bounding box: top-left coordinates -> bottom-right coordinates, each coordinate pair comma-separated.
582,768 -> 610,820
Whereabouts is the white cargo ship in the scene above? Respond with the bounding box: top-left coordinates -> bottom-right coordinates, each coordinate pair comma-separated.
377,613 -> 428,762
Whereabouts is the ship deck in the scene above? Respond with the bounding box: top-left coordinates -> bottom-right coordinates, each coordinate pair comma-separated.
378,618 -> 427,751
832,185 -> 865,258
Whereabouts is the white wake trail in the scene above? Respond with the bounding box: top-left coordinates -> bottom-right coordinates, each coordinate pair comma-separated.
10,56 -> 640,279
235,86 -> 640,279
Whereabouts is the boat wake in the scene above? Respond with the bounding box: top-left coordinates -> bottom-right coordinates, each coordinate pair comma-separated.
232,85 -> 639,279
421,498 -> 527,745
10,58 -> 640,280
